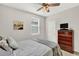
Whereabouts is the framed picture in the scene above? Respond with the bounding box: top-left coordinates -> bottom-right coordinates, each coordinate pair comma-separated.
13,20 -> 24,30
31,17 -> 40,35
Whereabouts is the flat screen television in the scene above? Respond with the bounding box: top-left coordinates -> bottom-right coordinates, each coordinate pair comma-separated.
60,23 -> 68,29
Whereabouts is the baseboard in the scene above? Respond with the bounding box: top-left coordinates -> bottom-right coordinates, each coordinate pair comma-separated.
61,50 -> 79,56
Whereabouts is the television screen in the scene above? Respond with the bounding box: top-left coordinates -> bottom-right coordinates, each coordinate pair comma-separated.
60,23 -> 68,28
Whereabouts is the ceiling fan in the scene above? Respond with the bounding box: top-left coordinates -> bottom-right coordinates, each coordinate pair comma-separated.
37,3 -> 60,12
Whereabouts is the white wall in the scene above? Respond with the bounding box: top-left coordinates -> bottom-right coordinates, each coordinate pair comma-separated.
46,5 -> 79,52
0,5 -> 46,42
46,18 -> 57,43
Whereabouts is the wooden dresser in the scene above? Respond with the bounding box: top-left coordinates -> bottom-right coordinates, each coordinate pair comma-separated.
58,29 -> 74,53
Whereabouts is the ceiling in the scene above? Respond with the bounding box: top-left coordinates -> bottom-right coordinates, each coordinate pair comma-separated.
1,3 -> 79,17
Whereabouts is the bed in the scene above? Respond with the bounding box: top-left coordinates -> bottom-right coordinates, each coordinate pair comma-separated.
13,39 -> 53,56
0,38 -> 62,56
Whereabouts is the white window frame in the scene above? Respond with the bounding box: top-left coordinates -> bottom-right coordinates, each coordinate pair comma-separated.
31,17 -> 40,35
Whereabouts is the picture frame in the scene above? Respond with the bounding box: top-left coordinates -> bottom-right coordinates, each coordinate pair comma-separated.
13,20 -> 24,30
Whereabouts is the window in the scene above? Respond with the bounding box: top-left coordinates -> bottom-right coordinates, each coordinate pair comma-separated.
31,17 -> 40,35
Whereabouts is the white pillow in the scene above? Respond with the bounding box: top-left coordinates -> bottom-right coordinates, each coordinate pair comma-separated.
0,40 -> 12,53
6,37 -> 18,50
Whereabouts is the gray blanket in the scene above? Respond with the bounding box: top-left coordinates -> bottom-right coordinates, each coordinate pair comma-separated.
13,40 -> 53,56
33,39 -> 63,56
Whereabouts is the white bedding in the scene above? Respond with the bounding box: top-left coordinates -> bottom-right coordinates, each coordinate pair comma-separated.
13,40 -> 53,56
0,48 -> 12,56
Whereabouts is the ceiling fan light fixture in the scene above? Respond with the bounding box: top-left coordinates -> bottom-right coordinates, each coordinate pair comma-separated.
37,3 -> 60,12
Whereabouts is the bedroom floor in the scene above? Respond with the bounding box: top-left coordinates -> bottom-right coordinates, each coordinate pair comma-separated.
62,50 -> 77,56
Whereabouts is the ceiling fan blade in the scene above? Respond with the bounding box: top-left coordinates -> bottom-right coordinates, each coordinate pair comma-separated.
48,3 -> 60,6
37,7 -> 43,11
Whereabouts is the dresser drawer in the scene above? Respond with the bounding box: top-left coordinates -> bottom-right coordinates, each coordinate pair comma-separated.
58,32 -> 65,34
59,43 -> 73,52
58,40 -> 72,46
58,37 -> 72,42
65,32 -> 72,35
